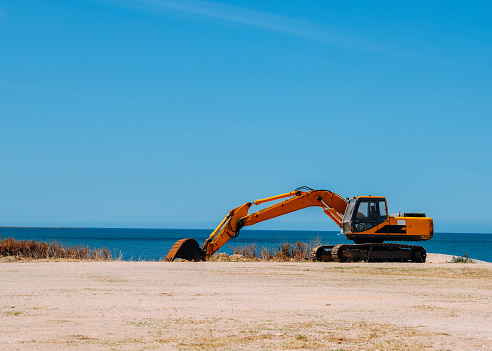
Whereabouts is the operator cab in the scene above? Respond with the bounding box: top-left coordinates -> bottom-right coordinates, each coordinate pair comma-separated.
342,197 -> 388,234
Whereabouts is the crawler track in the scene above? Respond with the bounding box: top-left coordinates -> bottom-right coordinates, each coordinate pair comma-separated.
311,243 -> 426,263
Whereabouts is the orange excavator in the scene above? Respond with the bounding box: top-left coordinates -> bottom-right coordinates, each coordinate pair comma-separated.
165,187 -> 433,262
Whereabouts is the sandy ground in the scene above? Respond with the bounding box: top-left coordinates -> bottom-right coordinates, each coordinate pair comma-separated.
1,254 -> 491,351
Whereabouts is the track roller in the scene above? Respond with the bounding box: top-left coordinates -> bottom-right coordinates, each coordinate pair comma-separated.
310,246 -> 335,262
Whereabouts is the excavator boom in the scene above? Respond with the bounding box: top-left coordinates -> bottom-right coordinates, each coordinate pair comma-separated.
165,187 -> 347,261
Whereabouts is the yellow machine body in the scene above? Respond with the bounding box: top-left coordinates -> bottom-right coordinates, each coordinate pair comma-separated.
342,196 -> 433,244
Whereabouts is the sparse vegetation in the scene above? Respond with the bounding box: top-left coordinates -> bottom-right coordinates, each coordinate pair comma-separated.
154,317 -> 436,351
449,253 -> 474,263
230,244 -> 258,259
230,238 -> 322,261
4,310 -> 22,316
0,237 -> 112,261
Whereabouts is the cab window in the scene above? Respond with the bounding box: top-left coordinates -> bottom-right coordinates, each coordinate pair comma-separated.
379,201 -> 387,221
356,201 -> 377,219
353,200 -> 383,232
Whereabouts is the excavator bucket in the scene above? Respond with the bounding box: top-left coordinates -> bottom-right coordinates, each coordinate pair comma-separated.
164,238 -> 202,262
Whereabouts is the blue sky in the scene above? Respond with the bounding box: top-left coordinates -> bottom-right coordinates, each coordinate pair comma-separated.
1,0 -> 491,233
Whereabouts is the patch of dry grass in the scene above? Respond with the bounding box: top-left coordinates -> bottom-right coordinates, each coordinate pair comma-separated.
0,237 -> 112,261
231,244 -> 259,260
231,240 -> 320,261
119,317 -> 439,351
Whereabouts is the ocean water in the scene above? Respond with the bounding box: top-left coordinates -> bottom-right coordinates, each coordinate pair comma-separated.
1,227 -> 491,262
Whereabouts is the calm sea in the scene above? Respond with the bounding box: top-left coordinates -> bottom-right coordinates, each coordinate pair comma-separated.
1,227 -> 491,262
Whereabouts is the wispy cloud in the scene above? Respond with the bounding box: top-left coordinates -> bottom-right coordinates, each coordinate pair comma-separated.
112,0 -> 409,57
142,0 -> 312,35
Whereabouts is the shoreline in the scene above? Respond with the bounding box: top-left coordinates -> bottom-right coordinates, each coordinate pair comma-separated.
0,226 -> 84,229
2,231 -> 491,263
1,252 -> 490,264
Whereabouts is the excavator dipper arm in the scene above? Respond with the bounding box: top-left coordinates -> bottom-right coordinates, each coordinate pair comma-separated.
165,188 -> 348,261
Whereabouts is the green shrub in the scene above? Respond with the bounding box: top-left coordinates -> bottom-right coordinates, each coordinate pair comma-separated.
450,252 -> 474,263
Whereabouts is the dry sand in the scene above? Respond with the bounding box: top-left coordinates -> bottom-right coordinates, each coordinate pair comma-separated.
1,253 -> 491,351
